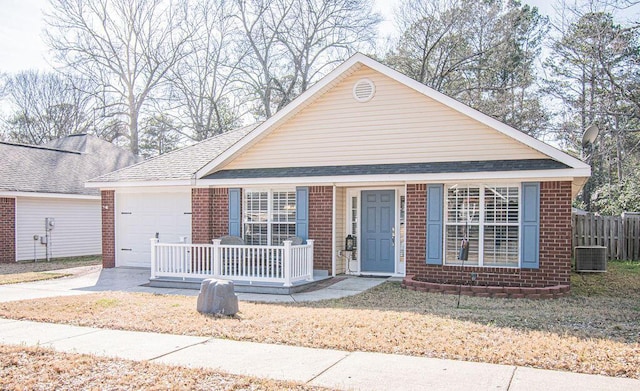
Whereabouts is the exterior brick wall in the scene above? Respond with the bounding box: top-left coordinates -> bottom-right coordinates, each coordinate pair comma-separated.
212,188 -> 230,239
309,186 -> 333,273
192,188 -> 213,244
405,181 -> 572,288
101,190 -> 115,268
0,197 -> 16,263
192,188 -> 230,243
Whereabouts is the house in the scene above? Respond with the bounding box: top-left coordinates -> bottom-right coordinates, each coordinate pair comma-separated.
0,134 -> 141,263
87,54 -> 590,294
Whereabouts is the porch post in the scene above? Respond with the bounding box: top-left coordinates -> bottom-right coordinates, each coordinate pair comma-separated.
212,239 -> 221,277
283,240 -> 292,287
306,239 -> 314,281
150,238 -> 158,279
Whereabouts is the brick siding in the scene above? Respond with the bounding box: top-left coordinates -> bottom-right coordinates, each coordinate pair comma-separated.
192,188 -> 231,243
192,188 -> 213,243
212,188 -> 230,239
405,181 -> 572,288
309,186 -> 333,273
0,197 -> 16,263
101,190 -> 115,268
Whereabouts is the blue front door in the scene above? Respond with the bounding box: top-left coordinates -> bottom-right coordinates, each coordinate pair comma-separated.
361,190 -> 395,273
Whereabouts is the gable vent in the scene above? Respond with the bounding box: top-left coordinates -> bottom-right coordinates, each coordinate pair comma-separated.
353,78 -> 375,102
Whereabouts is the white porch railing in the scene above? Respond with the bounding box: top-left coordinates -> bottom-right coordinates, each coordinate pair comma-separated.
150,239 -> 314,287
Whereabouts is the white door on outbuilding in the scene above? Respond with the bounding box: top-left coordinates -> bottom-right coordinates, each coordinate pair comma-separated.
115,190 -> 192,267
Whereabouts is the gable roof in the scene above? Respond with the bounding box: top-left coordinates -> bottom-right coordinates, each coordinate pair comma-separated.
87,124 -> 258,185
0,134 -> 141,196
195,53 -> 590,179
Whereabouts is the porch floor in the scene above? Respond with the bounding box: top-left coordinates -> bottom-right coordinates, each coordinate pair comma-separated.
148,270 -> 331,294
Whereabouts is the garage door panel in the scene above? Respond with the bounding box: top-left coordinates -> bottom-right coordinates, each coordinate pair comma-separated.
116,191 -> 191,268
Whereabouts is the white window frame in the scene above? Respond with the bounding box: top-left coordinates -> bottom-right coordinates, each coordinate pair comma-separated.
444,183 -> 521,268
243,188 -> 296,246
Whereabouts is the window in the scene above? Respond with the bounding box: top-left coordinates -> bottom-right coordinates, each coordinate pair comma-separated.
243,189 -> 296,245
445,184 -> 519,267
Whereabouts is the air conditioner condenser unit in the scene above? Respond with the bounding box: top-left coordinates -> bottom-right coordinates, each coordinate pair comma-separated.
575,246 -> 607,272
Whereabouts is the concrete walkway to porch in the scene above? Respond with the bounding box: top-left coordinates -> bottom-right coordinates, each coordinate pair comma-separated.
1,266 -> 639,390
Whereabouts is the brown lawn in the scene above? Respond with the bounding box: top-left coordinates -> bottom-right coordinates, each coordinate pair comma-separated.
0,256 -> 101,285
0,344 -> 322,390
0,261 -> 638,379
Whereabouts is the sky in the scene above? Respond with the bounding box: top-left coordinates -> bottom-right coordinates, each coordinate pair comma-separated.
0,0 -> 560,74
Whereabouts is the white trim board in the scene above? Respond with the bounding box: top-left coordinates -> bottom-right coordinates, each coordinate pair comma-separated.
0,191 -> 100,200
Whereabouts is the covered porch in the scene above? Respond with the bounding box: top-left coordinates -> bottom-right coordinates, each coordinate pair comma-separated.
148,238 -> 329,294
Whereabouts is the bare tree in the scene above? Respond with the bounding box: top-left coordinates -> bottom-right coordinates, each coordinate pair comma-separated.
386,0 -> 548,137
165,0 -> 244,141
44,0 -> 193,154
234,0 -> 380,118
0,70 -> 94,144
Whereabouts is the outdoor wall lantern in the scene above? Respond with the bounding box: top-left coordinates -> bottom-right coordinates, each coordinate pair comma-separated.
345,234 -> 355,251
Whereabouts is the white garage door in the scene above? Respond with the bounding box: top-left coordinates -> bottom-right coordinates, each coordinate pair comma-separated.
116,191 -> 192,267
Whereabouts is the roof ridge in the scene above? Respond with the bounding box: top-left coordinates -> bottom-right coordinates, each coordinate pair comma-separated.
0,141 -> 81,155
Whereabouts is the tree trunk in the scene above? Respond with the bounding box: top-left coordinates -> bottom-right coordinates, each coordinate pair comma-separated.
129,101 -> 139,155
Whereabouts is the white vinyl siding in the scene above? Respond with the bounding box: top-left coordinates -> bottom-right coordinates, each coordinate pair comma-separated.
15,197 -> 101,261
224,66 -> 545,170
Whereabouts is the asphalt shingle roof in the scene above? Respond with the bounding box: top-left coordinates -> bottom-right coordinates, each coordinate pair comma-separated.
0,134 -> 141,196
88,124 -> 258,183
203,159 -> 570,180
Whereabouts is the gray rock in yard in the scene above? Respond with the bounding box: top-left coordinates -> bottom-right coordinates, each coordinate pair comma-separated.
197,279 -> 239,316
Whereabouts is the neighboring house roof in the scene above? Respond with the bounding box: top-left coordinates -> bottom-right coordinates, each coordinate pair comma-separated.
88,124 -> 258,184
87,53 -> 590,195
0,134 -> 141,196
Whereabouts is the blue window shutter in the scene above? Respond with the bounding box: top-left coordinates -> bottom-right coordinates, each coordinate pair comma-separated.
426,184 -> 444,265
295,186 -> 309,242
521,182 -> 540,269
228,188 -> 241,236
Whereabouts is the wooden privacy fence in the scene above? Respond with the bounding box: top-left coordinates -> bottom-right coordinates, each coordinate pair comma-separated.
572,213 -> 640,261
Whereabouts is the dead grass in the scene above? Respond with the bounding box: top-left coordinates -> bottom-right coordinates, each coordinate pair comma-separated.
0,344 -> 322,390
0,271 -> 70,285
0,256 -> 101,285
0,261 -> 638,379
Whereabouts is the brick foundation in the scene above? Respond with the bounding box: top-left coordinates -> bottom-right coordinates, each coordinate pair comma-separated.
309,186 -> 333,273
0,197 -> 16,263
101,190 -> 115,268
404,181 -> 572,289
402,276 -> 570,299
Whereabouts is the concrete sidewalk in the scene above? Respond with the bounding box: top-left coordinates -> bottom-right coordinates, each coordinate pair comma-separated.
0,318 -> 638,391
